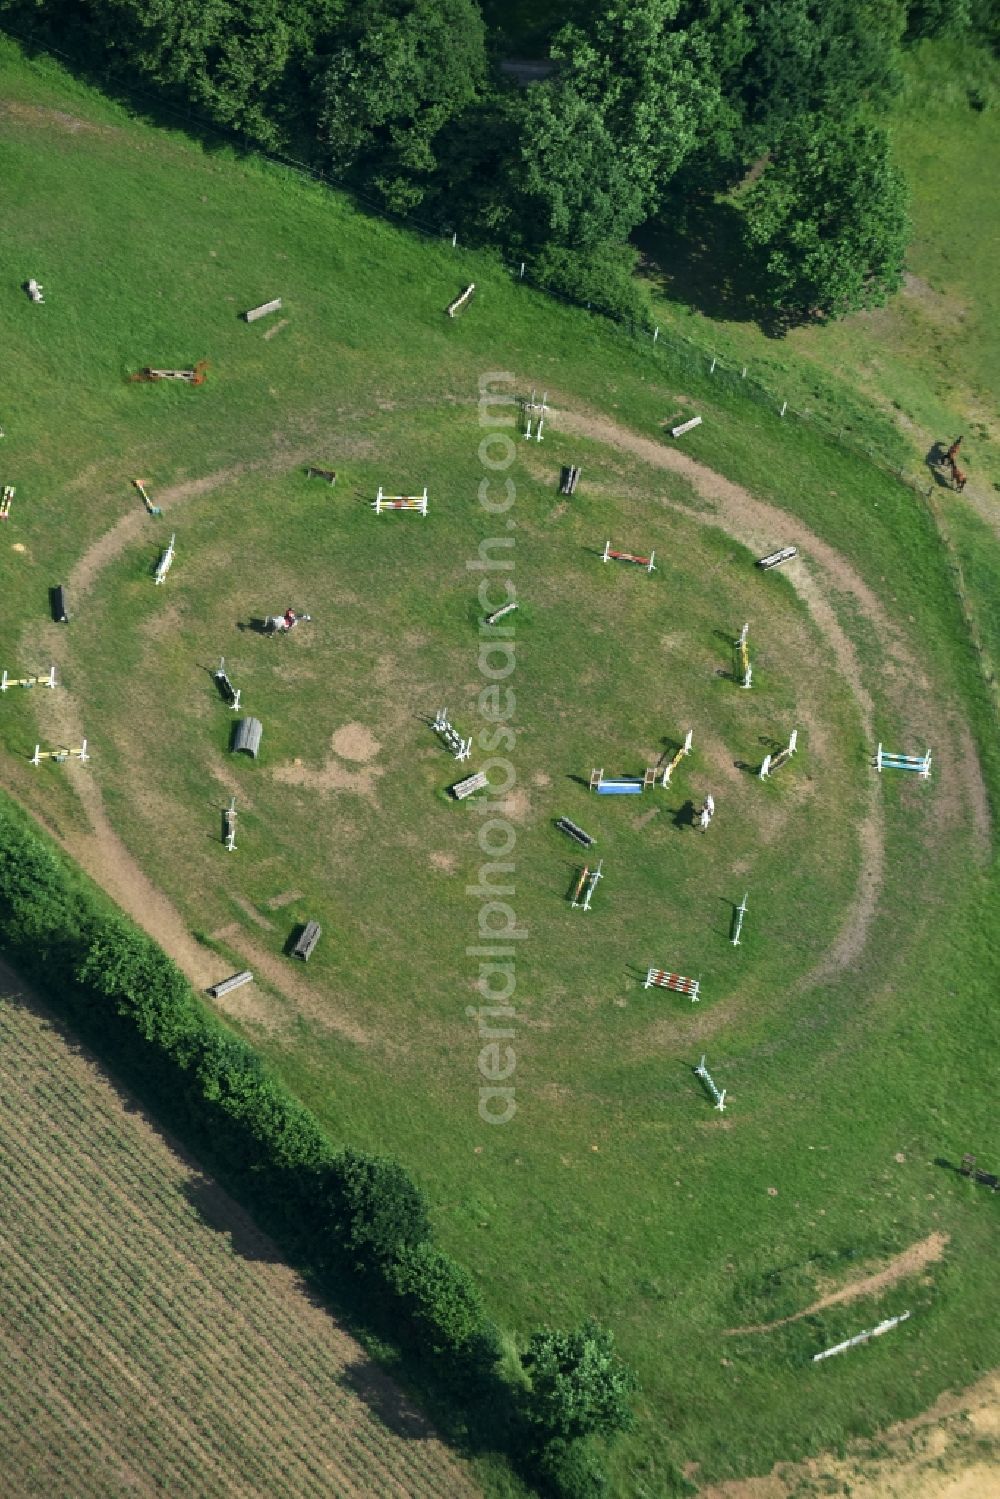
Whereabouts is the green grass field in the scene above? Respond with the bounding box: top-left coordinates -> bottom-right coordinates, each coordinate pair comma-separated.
1,36 -> 998,1497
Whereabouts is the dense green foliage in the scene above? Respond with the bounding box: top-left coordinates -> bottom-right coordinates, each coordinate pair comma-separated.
0,800 -> 636,1495
1,0 -> 992,325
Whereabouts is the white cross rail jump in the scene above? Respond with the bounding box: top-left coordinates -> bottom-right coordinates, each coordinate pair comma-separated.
1,665 -> 56,692
760,728 -> 798,779
373,487 -> 428,515
154,533 -> 176,584
432,709 -> 472,762
875,743 -> 931,778
645,969 -> 700,1001
603,539 -> 656,574
693,1054 -> 726,1111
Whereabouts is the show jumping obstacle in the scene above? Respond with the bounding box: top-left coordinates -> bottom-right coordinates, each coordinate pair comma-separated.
875,743 -> 931,778
812,1311 -> 911,1363
373,487 -> 428,516
589,767 -> 662,794
233,717 -> 263,758
243,298 -> 282,323
133,478 -> 162,516
523,389 -> 548,442
130,362 -> 208,384
292,920 -> 322,961
693,1054 -> 725,1111
759,728 -> 798,779
214,657 -> 241,712
446,284 -> 476,317
670,416 -> 702,438
602,540 -> 656,573
731,892 -> 748,947
26,278 -> 44,304
571,860 -> 603,911
306,467 -> 337,485
451,770 -> 488,800
223,796 -> 238,852
0,485 -> 14,520
1,665 -> 56,692
757,546 -> 797,569
31,739 -> 88,766
661,730 -> 693,785
154,533 -> 176,584
734,623 -> 752,688
432,709 -> 472,762
484,600 -> 518,626
556,816 -> 595,849
645,969 -> 700,1000
208,970 -> 253,999
559,465 -> 581,495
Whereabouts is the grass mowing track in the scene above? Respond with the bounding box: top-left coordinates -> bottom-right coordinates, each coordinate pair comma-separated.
0,36 -> 997,1497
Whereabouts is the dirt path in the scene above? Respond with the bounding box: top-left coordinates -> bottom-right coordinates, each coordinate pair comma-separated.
724,1231 -> 949,1335
552,404 -> 992,982
701,1370 -> 998,1499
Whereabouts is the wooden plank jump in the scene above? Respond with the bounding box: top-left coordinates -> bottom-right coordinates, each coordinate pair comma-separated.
208,970 -> 253,999
292,921 -> 321,961
244,298 -> 282,323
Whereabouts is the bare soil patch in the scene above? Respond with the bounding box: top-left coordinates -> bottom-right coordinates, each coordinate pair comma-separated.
266,888 -> 303,910
725,1231 -> 949,1335
329,722 -> 381,762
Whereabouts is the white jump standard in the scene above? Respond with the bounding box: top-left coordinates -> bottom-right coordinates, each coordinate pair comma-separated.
154,533 -> 176,584
731,892 -> 749,946
759,729 -> 798,779
1,665 -> 56,692
602,540 -> 656,574
661,730 -> 693,784
373,487 -> 428,516
432,709 -> 472,762
645,969 -> 700,1001
693,1054 -> 726,1111
31,739 -> 89,766
571,860 -> 603,911
734,623 -> 752,688
875,743 -> 931,778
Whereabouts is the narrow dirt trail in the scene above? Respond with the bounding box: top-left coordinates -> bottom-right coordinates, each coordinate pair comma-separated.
724,1231 -> 949,1335
552,404 -> 991,980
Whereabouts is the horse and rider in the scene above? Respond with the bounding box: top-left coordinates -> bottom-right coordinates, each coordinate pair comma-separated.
943,436 -> 968,492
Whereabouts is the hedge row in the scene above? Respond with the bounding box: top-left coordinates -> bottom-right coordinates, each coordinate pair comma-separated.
0,800 -> 632,1497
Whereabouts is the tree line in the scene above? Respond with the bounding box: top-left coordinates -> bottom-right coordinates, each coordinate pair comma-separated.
2,0 -> 995,325
0,799 -> 635,1497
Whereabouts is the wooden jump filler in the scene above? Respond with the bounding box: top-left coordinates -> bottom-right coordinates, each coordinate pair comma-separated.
670,416 -> 702,438
31,739 -> 89,766
133,478 -> 162,516
693,1054 -> 726,1111
645,969 -> 700,1001
243,298 -> 282,323
1,665 -> 56,692
731,891 -> 748,946
0,485 -> 14,521
875,743 -> 931,778
661,729 -> 693,785
154,533 -> 176,584
603,539 -> 656,574
432,709 -> 472,762
451,770 -> 488,800
223,796 -> 238,852
757,546 -> 797,570
373,486 -> 428,515
571,860 -> 603,911
130,361 -> 208,384
759,729 -> 798,779
446,284 -> 475,317
734,623 -> 752,688
560,465 -> 581,495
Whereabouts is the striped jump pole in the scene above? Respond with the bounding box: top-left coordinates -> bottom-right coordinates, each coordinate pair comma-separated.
31,739 -> 89,766
154,533 -> 176,584
1,665 -> 56,692
645,969 -> 700,1002
661,729 -> 693,785
693,1054 -> 726,1111
875,743 -> 931,778
602,540 -> 656,574
571,860 -> 603,911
